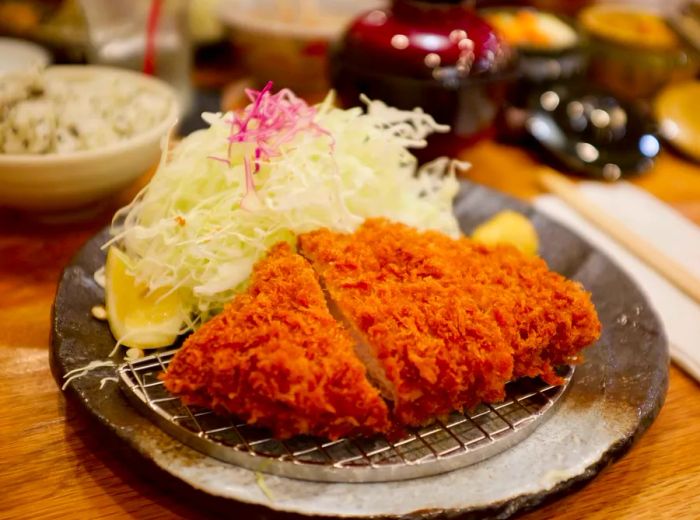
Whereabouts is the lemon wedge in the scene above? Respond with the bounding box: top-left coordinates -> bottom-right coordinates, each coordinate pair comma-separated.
105,246 -> 184,349
471,210 -> 539,257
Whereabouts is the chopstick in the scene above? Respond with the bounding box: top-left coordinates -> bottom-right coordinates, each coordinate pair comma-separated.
537,168 -> 700,306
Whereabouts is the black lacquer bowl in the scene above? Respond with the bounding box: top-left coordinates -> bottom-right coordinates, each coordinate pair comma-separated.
51,181 -> 668,519
526,83 -> 660,180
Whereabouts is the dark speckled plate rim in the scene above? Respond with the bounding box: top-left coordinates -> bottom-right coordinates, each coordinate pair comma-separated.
50,180 -> 669,519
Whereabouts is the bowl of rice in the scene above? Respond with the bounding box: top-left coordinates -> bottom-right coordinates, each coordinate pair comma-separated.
0,65 -> 179,214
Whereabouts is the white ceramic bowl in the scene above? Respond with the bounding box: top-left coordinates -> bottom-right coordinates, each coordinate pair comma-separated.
219,0 -> 385,93
0,37 -> 51,74
0,66 -> 179,213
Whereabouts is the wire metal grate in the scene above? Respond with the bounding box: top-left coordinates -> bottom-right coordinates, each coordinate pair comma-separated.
118,350 -> 573,483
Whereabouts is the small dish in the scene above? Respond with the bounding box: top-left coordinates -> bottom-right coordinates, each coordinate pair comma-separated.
481,8 -> 588,108
0,37 -> 51,74
579,4 -> 699,100
0,66 -> 178,215
654,80 -> 700,163
526,83 -> 661,180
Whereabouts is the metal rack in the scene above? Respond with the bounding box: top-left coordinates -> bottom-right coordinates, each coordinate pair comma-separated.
118,350 -> 572,483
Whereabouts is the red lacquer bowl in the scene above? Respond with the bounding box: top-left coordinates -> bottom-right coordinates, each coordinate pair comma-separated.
331,0 -> 516,154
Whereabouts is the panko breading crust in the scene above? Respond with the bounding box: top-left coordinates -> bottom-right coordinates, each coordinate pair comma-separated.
299,226 -> 515,426
164,218 -> 601,440
307,219 -> 601,385
161,243 -> 391,440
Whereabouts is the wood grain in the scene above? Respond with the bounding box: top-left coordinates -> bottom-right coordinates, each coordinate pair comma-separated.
2,143 -> 700,519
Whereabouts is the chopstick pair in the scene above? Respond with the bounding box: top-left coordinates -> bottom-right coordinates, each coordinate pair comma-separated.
537,168 -> 700,306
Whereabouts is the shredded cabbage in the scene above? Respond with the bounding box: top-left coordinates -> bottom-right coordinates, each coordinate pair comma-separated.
108,84 -> 465,329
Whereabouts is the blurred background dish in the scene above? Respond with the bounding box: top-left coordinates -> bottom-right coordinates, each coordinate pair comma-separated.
521,0 -> 689,16
0,65 -> 178,215
0,0 -> 87,61
579,4 -> 699,101
332,0 -> 515,156
219,0 -> 386,95
655,80 -> 700,163
526,83 -> 660,180
0,36 -> 51,74
483,7 -> 579,50
188,0 -> 225,46
481,7 -> 587,109
511,0 -> 594,17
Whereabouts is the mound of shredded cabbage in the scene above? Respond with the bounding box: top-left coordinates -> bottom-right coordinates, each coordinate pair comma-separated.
108,84 -> 464,330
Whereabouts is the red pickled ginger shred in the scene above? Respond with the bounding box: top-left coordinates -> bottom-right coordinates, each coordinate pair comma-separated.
211,82 -> 332,209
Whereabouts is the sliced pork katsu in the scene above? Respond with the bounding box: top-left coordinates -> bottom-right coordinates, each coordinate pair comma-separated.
299,228 -> 514,427
302,218 -> 601,386
161,243 -> 391,440
164,218 -> 600,439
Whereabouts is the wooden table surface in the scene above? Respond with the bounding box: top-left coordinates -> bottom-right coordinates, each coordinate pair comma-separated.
2,140 -> 700,520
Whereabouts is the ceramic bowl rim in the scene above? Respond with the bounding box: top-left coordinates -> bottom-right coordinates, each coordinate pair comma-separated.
0,65 -> 179,167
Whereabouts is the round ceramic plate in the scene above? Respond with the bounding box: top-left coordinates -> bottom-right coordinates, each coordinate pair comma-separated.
50,181 -> 669,519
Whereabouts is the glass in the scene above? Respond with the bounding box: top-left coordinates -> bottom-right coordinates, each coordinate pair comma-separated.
79,0 -> 192,116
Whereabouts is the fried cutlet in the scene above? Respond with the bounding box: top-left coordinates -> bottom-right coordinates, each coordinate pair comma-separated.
164,218 -> 600,439
299,229 -> 514,427
161,243 -> 391,440
305,218 -> 601,385
453,240 -> 601,382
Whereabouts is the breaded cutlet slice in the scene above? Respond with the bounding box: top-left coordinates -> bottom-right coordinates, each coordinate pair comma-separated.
161,243 -> 391,440
298,230 -> 514,427
452,241 -> 601,382
342,218 -> 602,384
